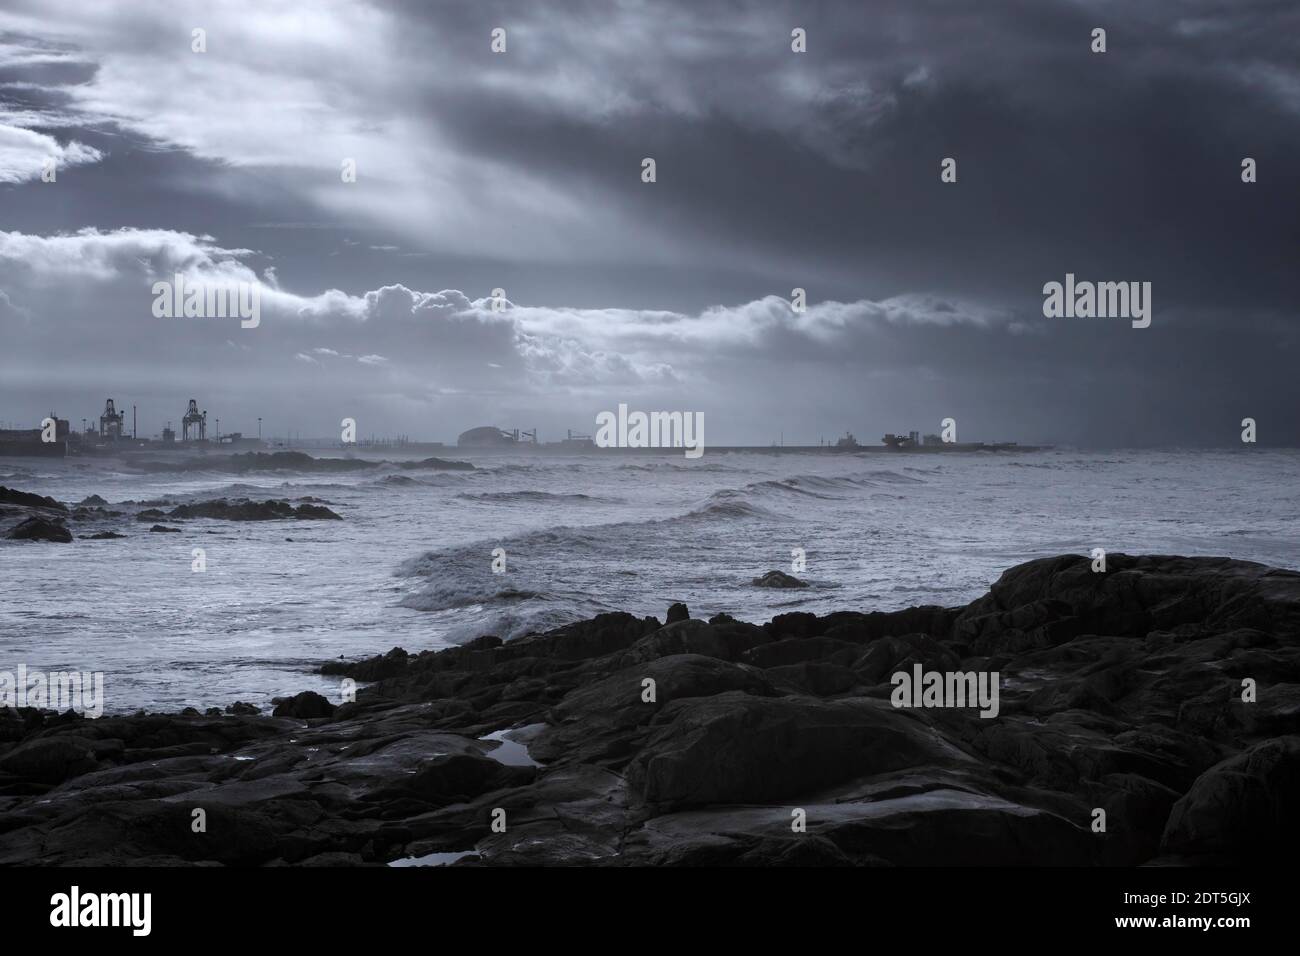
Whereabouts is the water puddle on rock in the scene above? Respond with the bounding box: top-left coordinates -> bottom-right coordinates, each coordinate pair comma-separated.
388,850 -> 479,867
478,722 -> 545,767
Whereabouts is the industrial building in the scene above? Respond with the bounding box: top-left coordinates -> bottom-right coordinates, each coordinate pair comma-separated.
457,425 -> 538,447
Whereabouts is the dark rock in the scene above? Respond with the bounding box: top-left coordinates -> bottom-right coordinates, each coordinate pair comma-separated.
744,636 -> 858,669
624,619 -> 733,663
79,494 -> 108,506
626,694 -> 951,807
1161,735 -> 1300,859
293,503 -> 342,520
0,737 -> 99,783
6,517 -> 72,542
149,524 -> 182,533
666,602 -> 690,624
321,646 -> 409,679
165,499 -> 342,521
225,701 -> 262,716
82,531 -> 126,540
272,691 -> 337,719
763,661 -> 858,696
752,569 -> 808,588
0,486 -> 65,511
531,654 -> 776,765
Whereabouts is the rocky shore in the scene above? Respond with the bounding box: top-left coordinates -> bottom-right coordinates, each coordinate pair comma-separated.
1,484 -> 342,541
1,553 -> 1297,866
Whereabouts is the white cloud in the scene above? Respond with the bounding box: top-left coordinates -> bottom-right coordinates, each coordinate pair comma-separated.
0,124 -> 103,183
0,227 -> 1009,402
0,225 -> 1042,446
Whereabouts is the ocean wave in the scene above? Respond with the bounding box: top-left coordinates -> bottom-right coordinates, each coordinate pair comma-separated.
686,495 -> 786,521
399,578 -> 545,611
436,603 -> 602,643
696,469 -> 920,508
455,490 -> 622,504
849,469 -> 925,484
616,461 -> 739,472
746,479 -> 839,499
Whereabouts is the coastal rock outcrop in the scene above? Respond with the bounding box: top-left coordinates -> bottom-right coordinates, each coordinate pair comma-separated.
1,553 -> 1296,867
164,499 -> 342,521
5,516 -> 72,542
752,569 -> 808,588
272,691 -> 336,719
0,486 -> 65,511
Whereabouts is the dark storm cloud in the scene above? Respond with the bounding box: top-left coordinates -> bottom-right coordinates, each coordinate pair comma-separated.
0,0 -> 1296,444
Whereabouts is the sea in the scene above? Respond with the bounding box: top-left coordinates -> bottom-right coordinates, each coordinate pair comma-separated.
2,448 -> 1298,714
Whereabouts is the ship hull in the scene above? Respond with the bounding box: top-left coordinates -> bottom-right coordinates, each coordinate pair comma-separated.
0,441 -> 67,458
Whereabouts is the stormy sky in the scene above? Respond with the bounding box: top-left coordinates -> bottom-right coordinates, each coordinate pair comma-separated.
0,0 -> 1296,446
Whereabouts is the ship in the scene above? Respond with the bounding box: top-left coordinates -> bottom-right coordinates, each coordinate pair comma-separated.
0,417 -> 69,458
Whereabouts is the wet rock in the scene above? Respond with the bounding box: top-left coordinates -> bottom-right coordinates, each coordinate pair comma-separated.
82,530 -> 126,540
322,646 -> 409,680
0,486 -> 65,511
165,498 -> 342,521
6,516 -> 72,542
149,524 -> 181,533
666,602 -> 690,624
272,691 -> 337,719
752,569 -> 808,588
293,503 -> 342,520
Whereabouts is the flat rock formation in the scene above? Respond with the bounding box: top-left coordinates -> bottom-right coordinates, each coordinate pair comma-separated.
0,553 -> 1296,866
